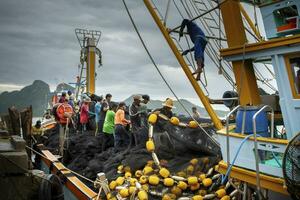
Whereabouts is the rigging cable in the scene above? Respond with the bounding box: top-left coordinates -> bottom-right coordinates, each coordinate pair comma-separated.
121,0 -> 219,146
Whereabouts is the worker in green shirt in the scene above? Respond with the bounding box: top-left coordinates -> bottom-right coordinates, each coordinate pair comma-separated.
102,103 -> 117,151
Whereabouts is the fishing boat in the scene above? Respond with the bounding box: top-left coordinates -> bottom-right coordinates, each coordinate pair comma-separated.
2,0 -> 300,199
142,0 -> 300,199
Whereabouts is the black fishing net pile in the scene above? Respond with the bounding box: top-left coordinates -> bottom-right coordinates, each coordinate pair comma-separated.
42,117 -> 221,190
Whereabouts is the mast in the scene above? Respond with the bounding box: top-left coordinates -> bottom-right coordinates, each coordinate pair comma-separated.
143,0 -> 223,130
220,0 -> 261,106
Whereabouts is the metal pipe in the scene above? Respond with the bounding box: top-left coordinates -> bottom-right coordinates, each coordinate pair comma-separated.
225,105 -> 241,165
143,0 -> 223,130
252,105 -> 273,199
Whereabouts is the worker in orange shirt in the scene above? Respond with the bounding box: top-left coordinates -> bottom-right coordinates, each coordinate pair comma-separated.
114,102 -> 131,152
56,97 -> 74,155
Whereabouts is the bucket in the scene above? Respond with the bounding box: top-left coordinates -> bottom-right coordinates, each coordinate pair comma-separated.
235,106 -> 269,136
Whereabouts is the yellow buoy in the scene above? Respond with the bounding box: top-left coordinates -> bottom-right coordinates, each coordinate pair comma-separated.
130,178 -> 137,186
139,175 -> 148,184
162,194 -> 176,200
171,186 -> 182,196
177,181 -> 188,190
159,168 -> 170,178
187,176 -> 198,185
119,188 -> 129,198
116,177 -> 125,186
142,184 -> 149,192
187,165 -> 194,174
124,166 -> 131,173
177,171 -> 186,178
198,189 -> 207,196
170,117 -> 180,126
117,165 -> 124,173
199,174 -> 206,180
220,195 -> 230,200
125,172 -> 132,179
109,181 -> 117,190
202,178 -> 212,187
164,178 -> 175,187
190,158 -> 198,165
190,183 -> 200,191
143,166 -> 153,175
215,189 -> 226,198
146,140 -> 155,152
149,175 -> 160,185
192,195 -> 203,200
138,190 -> 148,200
135,170 -> 143,178
189,120 -> 198,128
148,114 -> 158,124
129,186 -> 136,195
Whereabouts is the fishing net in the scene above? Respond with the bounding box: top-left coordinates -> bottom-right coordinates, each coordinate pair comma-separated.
41,117 -> 221,193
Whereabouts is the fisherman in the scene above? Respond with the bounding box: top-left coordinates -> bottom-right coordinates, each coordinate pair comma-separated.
153,98 -> 175,118
129,95 -> 143,146
56,97 -> 73,155
67,90 -> 73,99
98,94 -> 112,133
31,120 -> 44,142
59,92 -> 67,103
80,97 -> 92,132
102,103 -> 117,151
140,94 -> 150,128
94,96 -> 103,135
106,93 -> 113,107
114,102 -> 131,152
179,19 -> 208,81
192,106 -> 201,119
68,96 -> 75,108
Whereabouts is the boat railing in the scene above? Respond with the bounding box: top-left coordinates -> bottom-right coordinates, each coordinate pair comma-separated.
225,105 -> 241,166
252,105 -> 274,198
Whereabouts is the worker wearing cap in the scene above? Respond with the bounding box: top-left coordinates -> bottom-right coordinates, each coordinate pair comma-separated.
179,19 -> 208,81
153,98 -> 175,119
129,95 -> 143,146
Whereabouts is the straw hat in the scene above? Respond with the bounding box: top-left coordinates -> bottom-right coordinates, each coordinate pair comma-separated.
162,98 -> 176,108
133,95 -> 143,101
84,97 -> 92,103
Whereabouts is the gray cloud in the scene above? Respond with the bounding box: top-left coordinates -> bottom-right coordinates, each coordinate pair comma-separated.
0,0 -> 275,108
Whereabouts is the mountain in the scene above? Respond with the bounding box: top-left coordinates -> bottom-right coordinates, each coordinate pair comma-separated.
124,95 -> 228,118
0,80 -> 51,116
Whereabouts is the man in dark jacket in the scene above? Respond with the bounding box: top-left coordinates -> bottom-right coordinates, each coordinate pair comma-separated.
180,19 -> 208,81
129,95 -> 142,146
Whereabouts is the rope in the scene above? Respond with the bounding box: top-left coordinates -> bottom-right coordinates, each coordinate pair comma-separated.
122,0 -> 220,146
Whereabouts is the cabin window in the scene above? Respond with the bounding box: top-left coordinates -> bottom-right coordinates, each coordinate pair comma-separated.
273,5 -> 299,33
285,53 -> 300,98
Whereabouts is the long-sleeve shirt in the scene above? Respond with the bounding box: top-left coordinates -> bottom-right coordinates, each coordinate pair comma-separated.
181,19 -> 207,61
80,103 -> 89,124
115,109 -> 130,126
94,102 -> 102,122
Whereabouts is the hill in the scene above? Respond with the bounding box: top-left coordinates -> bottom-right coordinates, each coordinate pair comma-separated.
124,95 -> 228,118
0,80 -> 51,116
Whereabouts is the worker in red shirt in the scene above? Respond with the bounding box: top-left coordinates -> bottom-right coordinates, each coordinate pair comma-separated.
56,97 -> 73,155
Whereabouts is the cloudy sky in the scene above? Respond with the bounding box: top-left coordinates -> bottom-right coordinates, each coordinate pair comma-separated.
0,0 -> 276,109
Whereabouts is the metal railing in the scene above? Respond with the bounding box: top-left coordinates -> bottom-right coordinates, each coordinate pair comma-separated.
225,105 -> 241,165
252,105 -> 274,199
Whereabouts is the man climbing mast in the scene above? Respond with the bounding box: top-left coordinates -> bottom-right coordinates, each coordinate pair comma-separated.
179,19 -> 208,81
